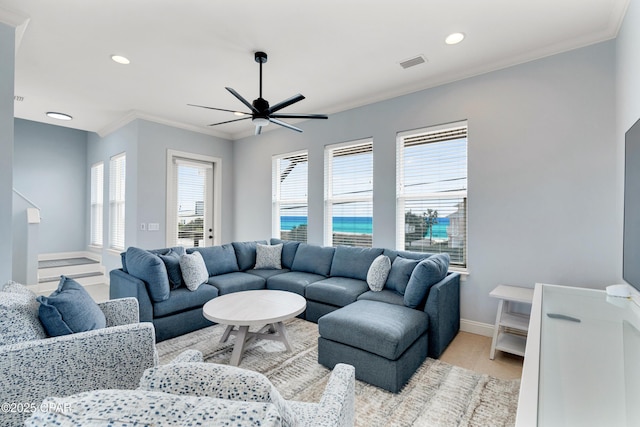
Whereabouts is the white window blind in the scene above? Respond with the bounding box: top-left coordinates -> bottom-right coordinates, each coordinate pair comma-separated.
171,158 -> 212,247
272,151 -> 308,242
90,162 -> 104,246
396,122 -> 468,267
324,140 -> 373,247
109,153 -> 126,251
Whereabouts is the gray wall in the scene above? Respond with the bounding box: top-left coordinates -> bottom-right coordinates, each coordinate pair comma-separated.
87,119 -> 234,273
0,22 -> 14,284
13,119 -> 88,254
233,41 -> 618,326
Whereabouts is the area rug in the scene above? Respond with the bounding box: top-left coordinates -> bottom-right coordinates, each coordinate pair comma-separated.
157,318 -> 520,427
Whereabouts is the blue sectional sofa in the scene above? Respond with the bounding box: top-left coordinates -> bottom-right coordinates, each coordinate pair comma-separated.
110,239 -> 460,391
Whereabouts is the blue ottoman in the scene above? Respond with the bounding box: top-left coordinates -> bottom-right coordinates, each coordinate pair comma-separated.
317,299 -> 429,392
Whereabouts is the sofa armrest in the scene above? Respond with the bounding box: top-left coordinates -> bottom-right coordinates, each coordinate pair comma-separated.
424,271 -> 460,358
0,322 -> 157,427
312,363 -> 355,427
98,297 -> 139,327
110,269 -> 154,322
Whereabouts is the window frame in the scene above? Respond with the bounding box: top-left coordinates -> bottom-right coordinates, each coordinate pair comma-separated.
109,152 -> 126,251
90,161 -> 104,247
272,150 -> 309,243
396,121 -> 468,269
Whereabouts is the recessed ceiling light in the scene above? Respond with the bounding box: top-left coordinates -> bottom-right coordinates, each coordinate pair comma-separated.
46,112 -> 73,121
111,55 -> 130,65
445,32 -> 465,45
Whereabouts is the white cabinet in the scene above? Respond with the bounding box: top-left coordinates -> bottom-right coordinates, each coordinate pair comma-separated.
489,285 -> 534,359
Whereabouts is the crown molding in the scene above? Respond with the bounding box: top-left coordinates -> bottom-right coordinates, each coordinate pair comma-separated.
97,110 -> 232,140
0,6 -> 30,53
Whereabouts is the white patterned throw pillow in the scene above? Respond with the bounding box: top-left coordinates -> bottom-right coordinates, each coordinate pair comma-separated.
254,243 -> 283,270
179,252 -> 209,291
366,255 -> 391,292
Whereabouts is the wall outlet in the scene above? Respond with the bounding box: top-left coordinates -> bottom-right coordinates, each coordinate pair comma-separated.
148,223 -> 160,231
140,222 -> 146,231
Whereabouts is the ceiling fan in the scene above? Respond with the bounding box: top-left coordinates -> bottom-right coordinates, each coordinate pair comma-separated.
189,51 -> 328,135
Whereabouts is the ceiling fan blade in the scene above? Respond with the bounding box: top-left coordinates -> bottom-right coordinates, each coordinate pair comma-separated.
208,117 -> 251,126
187,104 -> 249,115
269,117 -> 303,133
269,94 -> 305,114
255,126 -> 262,136
270,113 -> 328,120
226,87 -> 259,113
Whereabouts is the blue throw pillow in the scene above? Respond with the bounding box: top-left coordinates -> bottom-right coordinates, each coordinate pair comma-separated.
36,276 -> 106,337
404,253 -> 450,308
384,256 -> 420,295
232,241 -> 267,271
125,247 -> 171,302
159,249 -> 183,289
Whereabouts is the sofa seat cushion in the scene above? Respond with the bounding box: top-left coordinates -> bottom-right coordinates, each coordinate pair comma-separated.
153,284 -> 219,318
318,300 -> 429,360
246,268 -> 290,280
305,277 -> 369,307
207,272 -> 265,295
329,246 -> 384,281
26,390 -> 282,427
266,271 -> 325,296
357,289 -> 405,306
291,243 -> 335,276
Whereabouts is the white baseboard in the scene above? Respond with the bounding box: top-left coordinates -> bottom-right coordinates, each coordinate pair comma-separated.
460,318 -> 494,337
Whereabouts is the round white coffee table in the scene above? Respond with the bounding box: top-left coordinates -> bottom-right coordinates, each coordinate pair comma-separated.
202,289 -> 307,366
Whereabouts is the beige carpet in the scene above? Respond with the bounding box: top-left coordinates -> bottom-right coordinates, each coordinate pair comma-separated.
157,318 -> 520,427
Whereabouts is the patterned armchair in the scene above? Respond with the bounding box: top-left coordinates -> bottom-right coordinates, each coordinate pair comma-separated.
0,294 -> 157,427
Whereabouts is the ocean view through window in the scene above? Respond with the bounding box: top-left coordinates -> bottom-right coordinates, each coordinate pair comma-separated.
324,139 -> 373,247
273,151 -> 308,243
396,122 -> 468,267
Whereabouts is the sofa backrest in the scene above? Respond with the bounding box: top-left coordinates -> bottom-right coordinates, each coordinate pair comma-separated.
291,243 -> 335,276
270,238 -> 301,269
231,240 -> 268,271
188,244 -> 239,276
330,246 -> 383,281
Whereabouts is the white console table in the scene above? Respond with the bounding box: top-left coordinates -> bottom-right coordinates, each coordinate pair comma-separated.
516,283 -> 640,427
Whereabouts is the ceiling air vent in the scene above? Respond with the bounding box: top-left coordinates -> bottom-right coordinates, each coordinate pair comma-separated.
399,55 -> 427,69
14,95 -> 24,102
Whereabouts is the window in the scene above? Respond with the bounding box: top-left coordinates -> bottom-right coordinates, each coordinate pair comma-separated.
90,162 -> 104,246
109,153 -> 126,251
272,151 -> 308,243
396,121 -> 468,267
324,140 -> 373,247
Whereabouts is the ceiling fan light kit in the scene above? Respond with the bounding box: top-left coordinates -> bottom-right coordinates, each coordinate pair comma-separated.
189,51 -> 327,135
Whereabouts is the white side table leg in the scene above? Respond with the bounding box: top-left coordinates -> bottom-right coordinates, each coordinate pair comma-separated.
490,299 -> 504,359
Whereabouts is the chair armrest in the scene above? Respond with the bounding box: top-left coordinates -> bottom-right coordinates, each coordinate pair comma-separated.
109,269 -> 154,322
311,363 -> 355,427
424,271 -> 461,358
98,297 -> 139,327
0,323 -> 157,427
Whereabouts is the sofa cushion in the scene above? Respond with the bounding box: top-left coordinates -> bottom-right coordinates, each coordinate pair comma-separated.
305,277 -> 369,307
330,246 -> 384,281
357,289 -> 405,306
180,252 -> 209,291
207,272 -> 266,295
404,253 -> 450,308
37,276 -> 106,337
385,256 -> 420,295
366,254 -> 391,291
153,284 -> 219,318
318,300 -> 429,360
0,281 -> 47,345
270,238 -> 301,269
245,268 -> 290,280
125,246 -> 171,302
121,246 -> 185,273
189,244 -> 239,276
159,249 -> 183,289
266,271 -> 325,296
291,243 -> 335,276
232,240 -> 267,271
382,249 -> 432,263
255,243 -> 283,269
139,362 -> 298,427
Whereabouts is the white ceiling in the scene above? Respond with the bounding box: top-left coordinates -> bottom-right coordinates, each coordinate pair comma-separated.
0,0 -> 630,140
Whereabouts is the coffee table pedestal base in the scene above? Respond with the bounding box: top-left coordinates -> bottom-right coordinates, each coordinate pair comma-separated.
221,322 -> 293,366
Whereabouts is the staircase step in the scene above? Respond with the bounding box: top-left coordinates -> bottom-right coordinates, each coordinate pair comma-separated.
38,257 -> 99,269
39,271 -> 105,284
